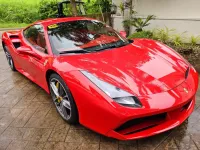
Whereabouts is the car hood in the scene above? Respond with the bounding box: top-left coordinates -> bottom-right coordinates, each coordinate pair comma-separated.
57,39 -> 189,96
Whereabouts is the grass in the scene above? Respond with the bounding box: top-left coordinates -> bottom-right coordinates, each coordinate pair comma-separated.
0,22 -> 29,28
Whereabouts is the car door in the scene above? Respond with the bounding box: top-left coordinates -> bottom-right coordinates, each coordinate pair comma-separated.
13,25 -> 39,78
21,24 -> 49,89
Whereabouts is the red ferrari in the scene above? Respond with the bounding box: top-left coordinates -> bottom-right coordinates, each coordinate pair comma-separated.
1,17 -> 198,140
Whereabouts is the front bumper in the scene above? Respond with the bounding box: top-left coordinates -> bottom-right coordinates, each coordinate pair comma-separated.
65,66 -> 198,140
107,96 -> 195,140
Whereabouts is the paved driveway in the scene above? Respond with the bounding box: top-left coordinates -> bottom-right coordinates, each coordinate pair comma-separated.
0,31 -> 3,49
0,46 -> 200,150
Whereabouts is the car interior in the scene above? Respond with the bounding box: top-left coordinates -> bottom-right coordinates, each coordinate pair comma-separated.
24,25 -> 48,54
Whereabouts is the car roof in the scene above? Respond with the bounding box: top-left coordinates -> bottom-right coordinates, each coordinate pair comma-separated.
34,17 -> 95,27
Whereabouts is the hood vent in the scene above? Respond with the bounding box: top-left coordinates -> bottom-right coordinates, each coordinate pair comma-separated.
185,67 -> 190,79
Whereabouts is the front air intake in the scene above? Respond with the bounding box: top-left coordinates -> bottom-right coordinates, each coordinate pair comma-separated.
115,113 -> 167,135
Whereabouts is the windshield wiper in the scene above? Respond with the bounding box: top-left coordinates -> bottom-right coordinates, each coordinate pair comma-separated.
97,40 -> 134,51
59,40 -> 134,54
59,49 -> 93,54
95,42 -> 128,52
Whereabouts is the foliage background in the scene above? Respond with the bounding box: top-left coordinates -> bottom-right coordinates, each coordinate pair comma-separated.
0,0 -> 111,27
0,0 -> 40,24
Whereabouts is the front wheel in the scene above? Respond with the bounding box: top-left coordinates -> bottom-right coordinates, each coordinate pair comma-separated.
4,45 -> 16,71
49,73 -> 79,124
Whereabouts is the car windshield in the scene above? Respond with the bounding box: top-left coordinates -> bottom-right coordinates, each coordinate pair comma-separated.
47,20 -> 130,54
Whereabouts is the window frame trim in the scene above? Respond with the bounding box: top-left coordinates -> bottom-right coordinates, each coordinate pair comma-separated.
22,24 -> 49,55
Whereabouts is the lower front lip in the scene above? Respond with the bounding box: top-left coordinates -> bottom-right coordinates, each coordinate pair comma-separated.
106,97 -> 195,140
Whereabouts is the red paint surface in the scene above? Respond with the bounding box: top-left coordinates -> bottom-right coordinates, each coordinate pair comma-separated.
2,17 -> 199,140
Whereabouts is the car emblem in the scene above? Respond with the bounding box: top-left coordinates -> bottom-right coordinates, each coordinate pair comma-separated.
44,60 -> 48,66
183,88 -> 189,93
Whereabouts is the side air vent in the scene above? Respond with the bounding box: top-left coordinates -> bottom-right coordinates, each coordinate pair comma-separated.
13,42 -> 21,48
185,67 -> 190,79
9,35 -> 19,39
181,99 -> 192,112
9,35 -> 21,48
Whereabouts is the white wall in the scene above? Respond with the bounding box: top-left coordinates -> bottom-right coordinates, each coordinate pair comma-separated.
135,0 -> 200,19
112,0 -> 200,38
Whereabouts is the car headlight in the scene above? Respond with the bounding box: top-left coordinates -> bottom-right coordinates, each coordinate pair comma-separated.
81,71 -> 142,108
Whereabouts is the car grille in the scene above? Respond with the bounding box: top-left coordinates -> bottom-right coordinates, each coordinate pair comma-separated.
115,98 -> 193,135
115,113 -> 167,135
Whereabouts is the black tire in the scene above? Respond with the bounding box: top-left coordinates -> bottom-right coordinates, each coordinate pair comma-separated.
3,45 -> 16,71
49,73 -> 79,124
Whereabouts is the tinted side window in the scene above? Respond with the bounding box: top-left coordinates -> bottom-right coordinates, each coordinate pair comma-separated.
24,25 -> 47,54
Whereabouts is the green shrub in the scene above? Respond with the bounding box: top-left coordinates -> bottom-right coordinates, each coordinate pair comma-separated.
190,35 -> 200,45
0,0 -> 112,25
38,0 -> 59,20
123,15 -> 155,32
128,31 -> 153,39
0,2 -> 39,23
153,27 -> 175,43
122,19 -> 132,36
83,0 -> 112,14
172,34 -> 183,46
119,2 -> 125,16
98,0 -> 112,13
171,32 -> 186,46
84,0 -> 99,14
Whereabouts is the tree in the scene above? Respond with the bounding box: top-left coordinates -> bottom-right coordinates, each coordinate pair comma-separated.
130,15 -> 156,32
122,0 -> 134,36
70,0 -> 78,16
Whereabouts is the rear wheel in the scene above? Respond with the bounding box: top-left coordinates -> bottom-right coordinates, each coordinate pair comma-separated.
3,45 -> 16,71
49,73 -> 78,124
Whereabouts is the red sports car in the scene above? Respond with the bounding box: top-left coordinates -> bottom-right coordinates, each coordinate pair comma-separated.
1,17 -> 198,140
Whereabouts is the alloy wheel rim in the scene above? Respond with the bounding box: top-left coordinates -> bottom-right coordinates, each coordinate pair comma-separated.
5,51 -> 13,69
50,78 -> 71,120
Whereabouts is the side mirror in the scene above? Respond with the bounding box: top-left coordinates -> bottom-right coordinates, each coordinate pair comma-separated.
16,46 -> 42,60
119,31 -> 127,38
